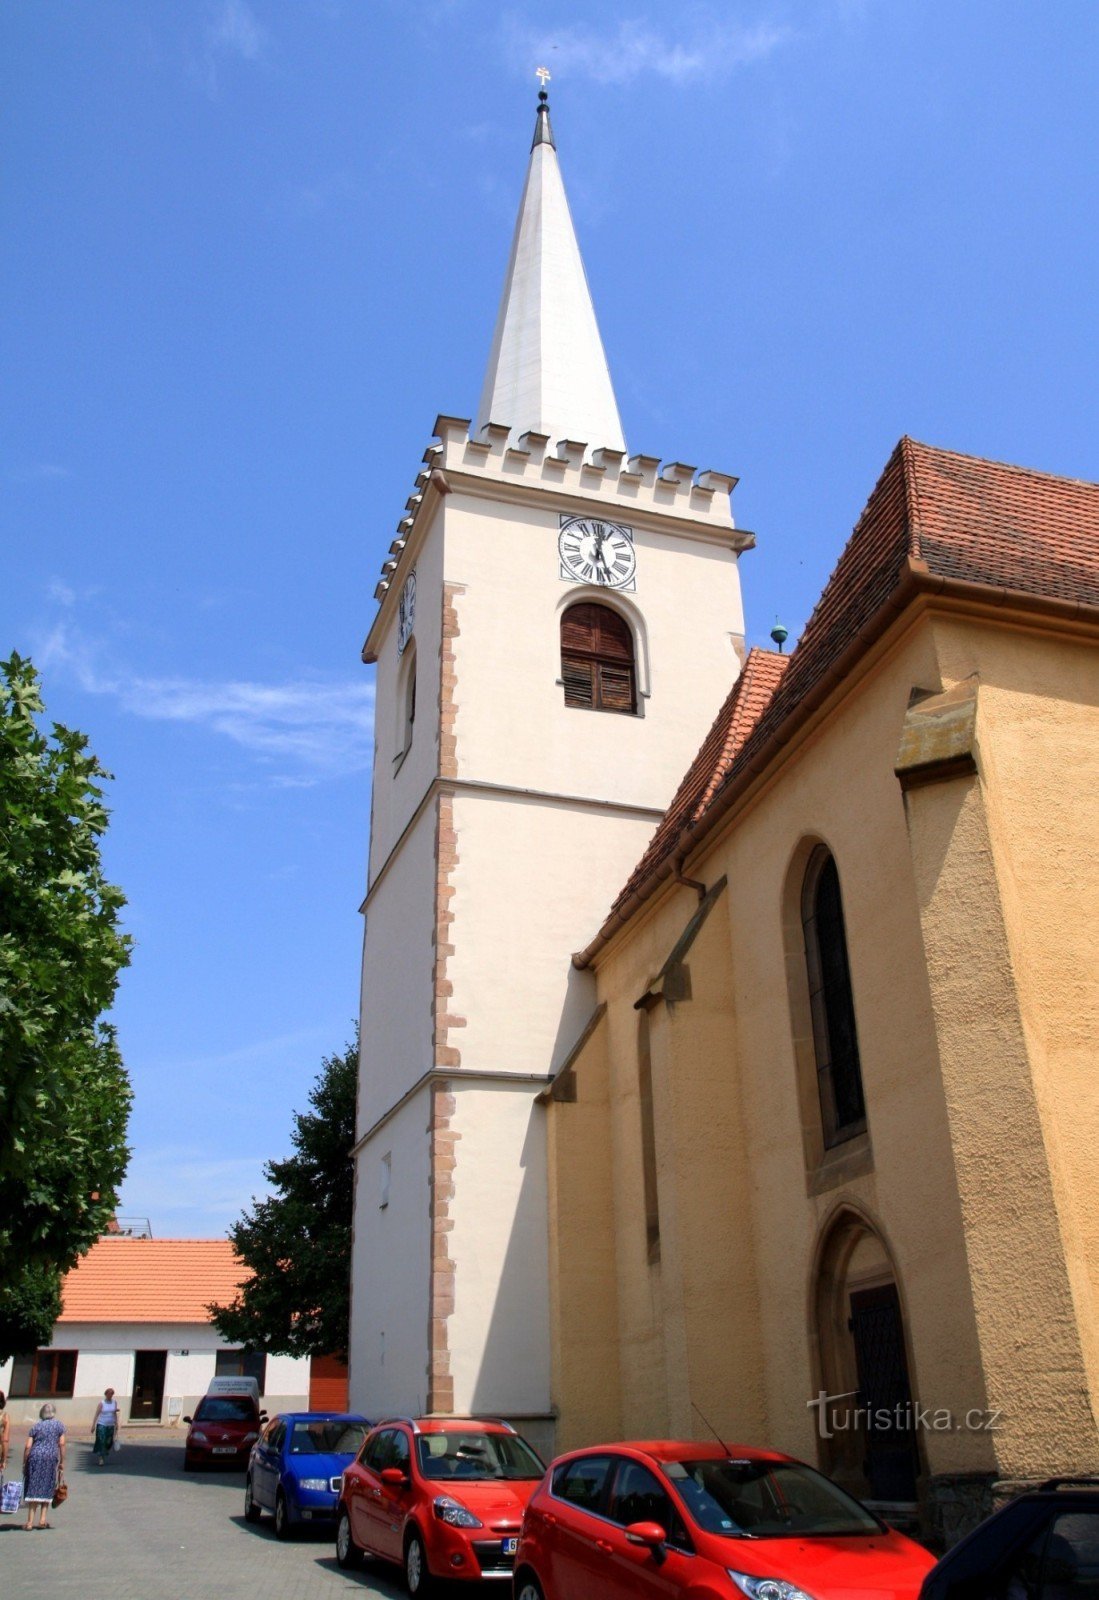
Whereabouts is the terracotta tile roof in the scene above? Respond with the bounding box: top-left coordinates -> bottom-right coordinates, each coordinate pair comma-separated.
587,438 -> 1099,959
59,1238 -> 247,1324
610,647 -> 789,916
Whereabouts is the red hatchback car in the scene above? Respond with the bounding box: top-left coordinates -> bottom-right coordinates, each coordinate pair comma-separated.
336,1415 -> 546,1592
514,1441 -> 934,1600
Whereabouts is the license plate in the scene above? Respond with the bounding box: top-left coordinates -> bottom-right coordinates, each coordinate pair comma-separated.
212,1447 -> 236,1454
502,1538 -> 518,1556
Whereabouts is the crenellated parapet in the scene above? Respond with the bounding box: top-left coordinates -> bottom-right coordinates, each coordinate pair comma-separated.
371,416 -> 750,607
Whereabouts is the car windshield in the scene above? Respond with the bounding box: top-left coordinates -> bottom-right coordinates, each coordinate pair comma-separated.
665,1458 -> 882,1540
416,1430 -> 544,1482
194,1398 -> 255,1423
290,1421 -> 367,1456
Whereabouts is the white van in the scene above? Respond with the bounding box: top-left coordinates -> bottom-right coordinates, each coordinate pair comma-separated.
205,1375 -> 261,1401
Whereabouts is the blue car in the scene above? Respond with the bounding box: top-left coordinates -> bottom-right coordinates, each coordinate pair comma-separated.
245,1411 -> 371,1539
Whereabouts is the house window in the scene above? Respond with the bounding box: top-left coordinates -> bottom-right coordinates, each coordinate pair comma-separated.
215,1348 -> 268,1391
11,1350 -> 77,1398
561,602 -> 637,714
801,849 -> 866,1147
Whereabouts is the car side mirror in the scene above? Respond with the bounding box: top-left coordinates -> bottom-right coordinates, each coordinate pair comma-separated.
626,1521 -> 667,1558
381,1467 -> 409,1488
183,1416 -> 192,1425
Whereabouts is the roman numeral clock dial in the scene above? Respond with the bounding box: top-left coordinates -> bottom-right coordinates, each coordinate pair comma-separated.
558,515 -> 636,591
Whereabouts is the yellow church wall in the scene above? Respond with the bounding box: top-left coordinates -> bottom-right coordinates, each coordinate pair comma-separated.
544,1011 -> 625,1450
550,607 -> 1099,1507
916,616 -> 1099,1466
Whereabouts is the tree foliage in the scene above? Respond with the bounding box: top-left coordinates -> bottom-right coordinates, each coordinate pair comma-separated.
209,1037 -> 357,1359
0,655 -> 133,1301
0,1261 -> 65,1360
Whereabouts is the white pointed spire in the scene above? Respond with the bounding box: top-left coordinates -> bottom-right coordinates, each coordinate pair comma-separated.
473,90 -> 626,453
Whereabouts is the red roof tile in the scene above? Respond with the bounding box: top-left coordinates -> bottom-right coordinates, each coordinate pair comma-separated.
610,648 -> 789,917
589,439 -> 1099,955
59,1238 -> 246,1324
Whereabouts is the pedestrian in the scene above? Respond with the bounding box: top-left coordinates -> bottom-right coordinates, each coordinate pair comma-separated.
91,1387 -> 120,1465
23,1403 -> 66,1530
0,1391 -> 9,1475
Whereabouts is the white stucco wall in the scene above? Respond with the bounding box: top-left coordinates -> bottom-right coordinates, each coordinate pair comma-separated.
446,1081 -> 551,1416
358,800 -> 438,1132
349,1086 -> 433,1419
367,501 -> 444,877
444,486 -> 745,809
0,1324 -> 310,1427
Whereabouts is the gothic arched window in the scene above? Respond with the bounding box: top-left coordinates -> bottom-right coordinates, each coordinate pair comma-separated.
801,849 -> 866,1147
560,602 -> 637,714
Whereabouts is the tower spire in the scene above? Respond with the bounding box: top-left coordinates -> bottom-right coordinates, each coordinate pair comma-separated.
473,81 -> 626,453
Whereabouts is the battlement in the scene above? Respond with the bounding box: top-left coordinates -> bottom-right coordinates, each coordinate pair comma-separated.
371,416 -> 749,606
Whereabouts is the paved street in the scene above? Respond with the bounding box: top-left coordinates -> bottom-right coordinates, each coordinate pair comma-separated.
1,1427 -> 406,1600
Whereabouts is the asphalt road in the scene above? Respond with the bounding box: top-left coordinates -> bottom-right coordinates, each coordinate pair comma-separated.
1,1427 -> 408,1600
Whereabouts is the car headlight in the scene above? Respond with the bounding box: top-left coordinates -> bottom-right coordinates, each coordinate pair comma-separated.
433,1495 -> 483,1528
191,1431 -> 208,1443
727,1574 -> 818,1600
243,1432 -> 258,1443
298,1478 -> 330,1491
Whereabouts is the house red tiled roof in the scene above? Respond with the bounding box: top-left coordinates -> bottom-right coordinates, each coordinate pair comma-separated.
59,1238 -> 246,1323
587,438 -> 1099,958
610,647 -> 789,917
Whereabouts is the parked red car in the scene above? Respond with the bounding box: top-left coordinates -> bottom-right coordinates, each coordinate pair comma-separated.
182,1389 -> 266,1471
335,1415 -> 546,1592
513,1440 -> 934,1600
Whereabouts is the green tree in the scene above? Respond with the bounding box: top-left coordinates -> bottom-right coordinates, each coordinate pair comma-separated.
209,1037 -> 357,1358
0,653 -> 133,1359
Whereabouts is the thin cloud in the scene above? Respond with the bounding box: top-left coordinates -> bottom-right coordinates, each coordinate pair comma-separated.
119,1147 -> 272,1232
201,0 -> 269,94
9,462 -> 71,483
38,620 -> 374,783
502,11 -> 796,87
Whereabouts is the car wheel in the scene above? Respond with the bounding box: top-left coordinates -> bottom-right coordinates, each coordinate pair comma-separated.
514,1573 -> 544,1600
336,1508 -> 364,1570
243,1476 -> 262,1523
274,1491 -> 294,1540
404,1529 -> 433,1596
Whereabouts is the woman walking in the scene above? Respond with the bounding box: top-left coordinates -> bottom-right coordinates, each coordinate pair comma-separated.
23,1403 -> 65,1530
0,1391 -> 10,1475
91,1387 -> 120,1465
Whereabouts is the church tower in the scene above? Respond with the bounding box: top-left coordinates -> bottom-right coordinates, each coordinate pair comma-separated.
349,89 -> 752,1448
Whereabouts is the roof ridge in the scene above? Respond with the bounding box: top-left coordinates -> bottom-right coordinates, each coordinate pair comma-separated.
901,435 -> 1099,492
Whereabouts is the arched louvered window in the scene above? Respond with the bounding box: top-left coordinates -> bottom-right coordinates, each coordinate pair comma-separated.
560,602 -> 637,715
801,850 -> 866,1147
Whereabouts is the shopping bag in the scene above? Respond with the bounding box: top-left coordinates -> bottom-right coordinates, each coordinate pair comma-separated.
52,1477 -> 69,1507
113,1437 -> 121,1453
1,1478 -> 23,1514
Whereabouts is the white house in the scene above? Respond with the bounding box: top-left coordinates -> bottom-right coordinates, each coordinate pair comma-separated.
0,1238 -> 311,1428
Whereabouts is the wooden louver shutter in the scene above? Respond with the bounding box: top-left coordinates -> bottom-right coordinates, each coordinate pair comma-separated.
561,602 -> 636,715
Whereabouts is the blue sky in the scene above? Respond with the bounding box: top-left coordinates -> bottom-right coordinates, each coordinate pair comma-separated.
4,1 -> 1097,1236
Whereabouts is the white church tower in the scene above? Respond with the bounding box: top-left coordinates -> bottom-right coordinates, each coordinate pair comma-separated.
349,88 -> 751,1449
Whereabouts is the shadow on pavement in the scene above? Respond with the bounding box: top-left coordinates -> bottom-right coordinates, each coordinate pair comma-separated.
313,1553 -> 407,1594
228,1512 -> 335,1544
70,1438 -> 242,1484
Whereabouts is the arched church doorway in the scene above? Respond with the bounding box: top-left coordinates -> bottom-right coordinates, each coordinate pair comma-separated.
811,1208 -> 920,1505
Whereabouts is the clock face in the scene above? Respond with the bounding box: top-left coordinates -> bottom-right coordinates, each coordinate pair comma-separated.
397,570 -> 416,653
558,516 -> 636,591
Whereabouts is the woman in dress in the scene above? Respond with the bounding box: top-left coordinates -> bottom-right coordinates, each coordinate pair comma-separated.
23,1403 -> 66,1529
91,1387 -> 120,1465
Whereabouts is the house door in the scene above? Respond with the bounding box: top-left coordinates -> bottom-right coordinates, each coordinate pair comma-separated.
849,1284 -> 919,1501
130,1350 -> 167,1420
